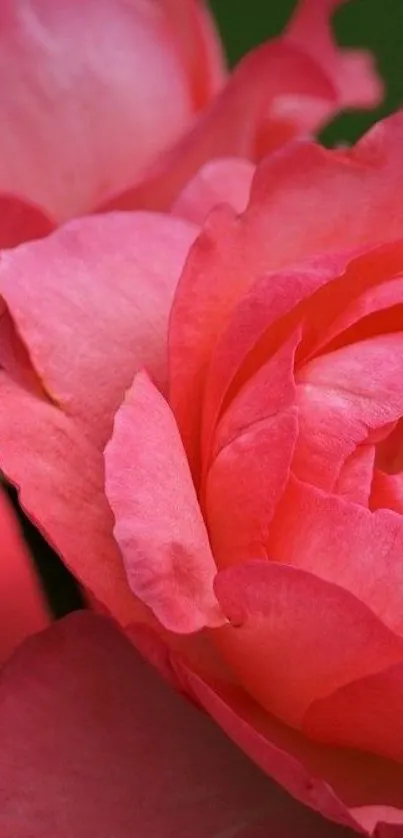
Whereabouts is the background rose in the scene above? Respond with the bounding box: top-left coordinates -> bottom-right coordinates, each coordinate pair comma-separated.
2,111 -> 403,835
0,0 -> 381,248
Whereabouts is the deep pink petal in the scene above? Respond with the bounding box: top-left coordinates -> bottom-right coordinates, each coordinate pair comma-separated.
333,445 -> 376,506
176,658 -> 403,835
304,661 -> 403,763
0,0 -> 212,219
0,212 -> 197,449
212,562 -> 403,728
0,194 -> 54,248
104,372 -> 224,633
172,158 -> 255,224
0,487 -> 49,662
269,476 -> 403,635
0,611 -> 325,838
205,334 -> 299,566
169,107 -> 403,468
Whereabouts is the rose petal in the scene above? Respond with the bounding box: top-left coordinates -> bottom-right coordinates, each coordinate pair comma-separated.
100,38 -> 337,214
177,658 -> 403,835
172,157 -> 255,224
0,0 -> 213,219
213,562 -> 403,727
294,334 -> 403,491
105,372 -> 224,633
0,194 -> 55,248
0,211 -> 197,449
169,106 -> 403,467
269,476 -> 403,635
205,334 -> 299,567
0,375 -> 143,625
286,0 -> 382,109
0,611 -> 313,838
0,487 -> 49,662
304,660 -> 403,763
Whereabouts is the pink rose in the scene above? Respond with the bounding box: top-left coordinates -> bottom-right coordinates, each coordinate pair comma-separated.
0,0 -> 381,246
2,110 -> 403,835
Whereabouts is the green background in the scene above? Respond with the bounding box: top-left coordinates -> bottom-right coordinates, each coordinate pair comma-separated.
208,0 -> 403,146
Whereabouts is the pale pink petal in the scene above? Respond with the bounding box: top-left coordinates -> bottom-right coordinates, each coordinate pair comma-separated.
0,0 -> 210,219
0,487 -> 49,662
0,212 -> 197,450
268,476 -> 403,635
172,158 -> 255,224
0,611 -> 321,838
105,372 -> 224,633
213,562 -> 403,728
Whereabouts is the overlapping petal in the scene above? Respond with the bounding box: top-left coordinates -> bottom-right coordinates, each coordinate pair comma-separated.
0,487 -> 49,662
0,0 -> 223,220
1,611 -> 345,838
0,212 -> 197,622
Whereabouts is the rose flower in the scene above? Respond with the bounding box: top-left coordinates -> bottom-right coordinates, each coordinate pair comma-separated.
0,0 -> 381,247
2,111 -> 403,835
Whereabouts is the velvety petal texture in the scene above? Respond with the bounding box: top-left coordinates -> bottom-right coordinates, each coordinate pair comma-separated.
0,612 -> 356,838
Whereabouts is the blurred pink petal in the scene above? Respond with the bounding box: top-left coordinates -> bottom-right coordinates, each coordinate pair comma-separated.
0,0 -> 223,220
0,612 -> 355,838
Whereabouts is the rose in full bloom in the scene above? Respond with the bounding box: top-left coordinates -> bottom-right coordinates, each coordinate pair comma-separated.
3,111 -> 403,836
0,0 -> 381,247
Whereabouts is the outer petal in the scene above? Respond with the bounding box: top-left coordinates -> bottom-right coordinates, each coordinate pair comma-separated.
100,0 -> 381,216
0,195 -> 55,248
213,562 -> 403,728
0,213 -> 196,622
0,212 -> 197,449
286,0 -> 382,110
172,158 -> 255,224
0,0 -> 210,219
100,39 -> 338,214
0,487 -> 49,662
0,611 -> 335,838
176,658 -> 403,835
104,372 -> 224,633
